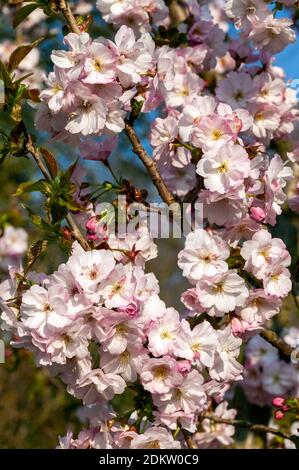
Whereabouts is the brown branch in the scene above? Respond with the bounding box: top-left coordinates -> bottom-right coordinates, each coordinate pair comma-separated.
56,0 -> 81,34
183,175 -> 204,204
180,429 -> 197,449
26,135 -> 50,180
26,136 -> 90,251
202,414 -> 299,448
260,328 -> 294,361
166,0 -> 187,26
124,120 -> 179,210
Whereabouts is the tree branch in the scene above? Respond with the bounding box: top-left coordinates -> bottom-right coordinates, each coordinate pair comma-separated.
166,0 -> 187,26
202,414 -> 299,448
260,328 -> 294,361
56,0 -> 81,34
53,0 -> 295,364
180,428 -> 197,449
124,120 -> 179,209
26,136 -> 90,251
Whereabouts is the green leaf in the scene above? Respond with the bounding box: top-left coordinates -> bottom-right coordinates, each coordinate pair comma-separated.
15,180 -> 48,196
13,3 -> 40,28
8,38 -> 44,72
60,159 -> 79,187
25,239 -> 48,272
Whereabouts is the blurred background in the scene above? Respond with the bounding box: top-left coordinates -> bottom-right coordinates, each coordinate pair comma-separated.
0,1 -> 298,448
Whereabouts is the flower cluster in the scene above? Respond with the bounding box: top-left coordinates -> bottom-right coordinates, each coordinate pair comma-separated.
226,0 -> 296,55
179,228 -> 291,338
96,0 -> 169,33
242,331 -> 299,407
38,25 -> 155,142
0,222 -> 243,448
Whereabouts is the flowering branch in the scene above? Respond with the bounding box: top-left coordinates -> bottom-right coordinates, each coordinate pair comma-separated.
180,429 -> 197,449
56,0 -> 81,34
202,414 -> 299,448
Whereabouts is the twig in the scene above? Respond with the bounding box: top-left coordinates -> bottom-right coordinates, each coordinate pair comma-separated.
180,429 -> 197,449
260,328 -> 294,361
26,135 -> 49,180
202,414 -> 299,448
53,0 -> 296,363
65,213 -> 89,250
124,120 -> 179,210
56,0 -> 81,34
26,136 -> 90,251
166,0 -> 187,25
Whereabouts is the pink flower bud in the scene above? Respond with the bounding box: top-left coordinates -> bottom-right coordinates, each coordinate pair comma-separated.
176,360 -> 192,375
272,397 -> 285,408
250,206 -> 265,222
274,410 -> 285,420
86,216 -> 97,233
231,317 -> 244,336
117,300 -> 139,318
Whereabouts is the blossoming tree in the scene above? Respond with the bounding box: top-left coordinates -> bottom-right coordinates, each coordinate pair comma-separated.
1,0 -> 299,449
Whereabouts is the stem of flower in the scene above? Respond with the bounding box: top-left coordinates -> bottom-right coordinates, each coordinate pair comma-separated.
124,119 -> 178,209
57,0 -> 81,34
202,414 -> 299,448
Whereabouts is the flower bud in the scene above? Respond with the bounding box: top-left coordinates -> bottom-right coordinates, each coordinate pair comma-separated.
272,397 -> 285,408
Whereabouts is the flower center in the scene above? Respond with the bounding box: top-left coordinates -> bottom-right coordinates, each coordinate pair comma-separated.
146,440 -> 161,449
94,59 -> 103,72
211,130 -> 223,140
154,366 -> 167,380
160,330 -> 173,340
217,161 -> 229,173
234,90 -> 244,101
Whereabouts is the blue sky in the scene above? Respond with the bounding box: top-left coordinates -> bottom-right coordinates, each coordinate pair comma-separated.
276,40 -> 299,79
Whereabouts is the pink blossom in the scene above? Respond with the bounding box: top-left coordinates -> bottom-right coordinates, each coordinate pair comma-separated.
196,144 -> 251,194
130,427 -> 181,449
178,228 -> 229,282
195,401 -> 237,448
195,270 -> 249,317
173,319 -> 218,369
139,357 -> 183,394
249,16 -> 295,54
216,71 -> 255,109
240,229 -> 291,279
147,308 -> 180,357
210,326 -> 243,381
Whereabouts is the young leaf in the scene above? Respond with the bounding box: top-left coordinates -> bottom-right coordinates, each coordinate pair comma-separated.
15,180 -> 49,196
40,148 -> 58,178
13,2 -> 40,28
60,159 -> 79,187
